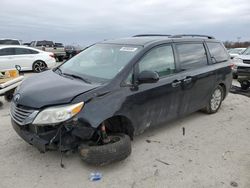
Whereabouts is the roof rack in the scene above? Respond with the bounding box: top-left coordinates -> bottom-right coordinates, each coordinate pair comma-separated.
169,34 -> 215,39
133,34 -> 171,37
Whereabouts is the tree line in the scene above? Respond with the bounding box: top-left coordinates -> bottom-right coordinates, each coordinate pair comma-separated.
224,41 -> 250,48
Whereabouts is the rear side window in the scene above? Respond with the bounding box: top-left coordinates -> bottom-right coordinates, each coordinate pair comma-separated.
15,48 -> 38,55
139,45 -> 175,77
0,48 -> 15,56
36,41 -> 54,47
55,43 -> 64,47
176,43 -> 208,70
207,42 -> 228,63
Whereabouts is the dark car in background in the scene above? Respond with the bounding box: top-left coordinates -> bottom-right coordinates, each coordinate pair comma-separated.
11,34 -> 232,165
65,45 -> 83,59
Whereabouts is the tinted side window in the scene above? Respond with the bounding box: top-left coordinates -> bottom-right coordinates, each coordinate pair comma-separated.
139,45 -> 175,77
15,48 -> 34,55
55,43 -> 64,47
36,41 -> 54,47
0,48 -> 15,56
29,49 -> 39,54
207,42 -> 228,63
176,43 -> 208,70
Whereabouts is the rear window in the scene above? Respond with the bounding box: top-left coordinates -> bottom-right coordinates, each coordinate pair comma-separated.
207,42 -> 228,63
15,48 -> 39,55
36,41 -> 54,47
55,43 -> 64,47
176,43 -> 208,70
0,39 -> 20,45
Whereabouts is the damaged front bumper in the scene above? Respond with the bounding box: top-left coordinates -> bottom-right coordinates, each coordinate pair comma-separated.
11,119 -> 95,153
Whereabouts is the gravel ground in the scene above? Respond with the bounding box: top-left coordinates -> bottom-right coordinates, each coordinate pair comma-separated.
0,81 -> 249,188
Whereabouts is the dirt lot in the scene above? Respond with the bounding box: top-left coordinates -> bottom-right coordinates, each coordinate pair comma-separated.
0,81 -> 250,188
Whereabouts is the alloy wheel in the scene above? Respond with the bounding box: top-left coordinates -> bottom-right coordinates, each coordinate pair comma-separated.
34,61 -> 46,72
210,88 -> 222,111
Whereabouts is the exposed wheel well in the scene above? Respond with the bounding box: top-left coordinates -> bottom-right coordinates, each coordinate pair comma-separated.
102,116 -> 134,139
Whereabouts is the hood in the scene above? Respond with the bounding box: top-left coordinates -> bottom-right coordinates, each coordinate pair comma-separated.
15,70 -> 100,108
237,55 -> 250,60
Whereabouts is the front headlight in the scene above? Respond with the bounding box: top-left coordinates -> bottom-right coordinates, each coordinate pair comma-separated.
33,102 -> 84,125
233,57 -> 243,64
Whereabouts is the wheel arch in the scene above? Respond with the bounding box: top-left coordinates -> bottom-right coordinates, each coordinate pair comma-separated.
101,115 -> 135,139
218,82 -> 226,100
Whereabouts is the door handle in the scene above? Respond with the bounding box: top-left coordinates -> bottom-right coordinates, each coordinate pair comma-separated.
183,77 -> 192,84
171,80 -> 181,87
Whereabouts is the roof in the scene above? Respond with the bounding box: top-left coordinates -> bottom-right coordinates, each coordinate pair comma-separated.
101,35 -> 218,46
101,37 -> 171,46
0,38 -> 20,40
0,45 -> 42,52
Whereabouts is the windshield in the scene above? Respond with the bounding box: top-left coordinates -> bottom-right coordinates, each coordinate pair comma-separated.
58,44 -> 142,83
242,48 -> 250,55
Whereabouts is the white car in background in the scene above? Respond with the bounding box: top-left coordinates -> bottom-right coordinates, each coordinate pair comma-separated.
0,45 -> 56,72
232,47 -> 250,79
0,38 -> 21,45
228,47 -> 246,59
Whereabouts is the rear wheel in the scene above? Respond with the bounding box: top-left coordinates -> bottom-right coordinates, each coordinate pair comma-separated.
203,85 -> 224,114
78,133 -> 131,166
233,73 -> 238,79
4,89 -> 15,102
33,61 -> 46,73
57,56 -> 64,62
240,80 -> 250,90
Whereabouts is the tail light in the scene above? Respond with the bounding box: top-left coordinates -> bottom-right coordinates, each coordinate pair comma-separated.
229,64 -> 235,70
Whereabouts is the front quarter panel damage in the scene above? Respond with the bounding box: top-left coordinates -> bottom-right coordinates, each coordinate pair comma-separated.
73,88 -> 128,129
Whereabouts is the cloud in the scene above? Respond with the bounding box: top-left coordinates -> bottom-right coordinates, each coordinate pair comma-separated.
0,0 -> 249,45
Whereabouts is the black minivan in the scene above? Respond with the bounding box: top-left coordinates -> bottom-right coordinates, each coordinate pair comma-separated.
11,34 -> 232,165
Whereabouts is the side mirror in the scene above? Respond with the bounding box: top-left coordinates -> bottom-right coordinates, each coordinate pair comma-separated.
138,70 -> 159,84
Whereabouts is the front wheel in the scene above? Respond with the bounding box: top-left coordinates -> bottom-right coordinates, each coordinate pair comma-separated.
240,80 -> 250,90
203,85 -> 224,114
4,89 -> 15,102
78,133 -> 131,166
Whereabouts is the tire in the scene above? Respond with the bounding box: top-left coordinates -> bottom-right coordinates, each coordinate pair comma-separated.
233,73 -> 238,79
4,89 -> 15,102
33,60 -> 46,73
78,133 -> 131,166
240,80 -> 250,90
203,85 -> 224,114
57,56 -> 64,62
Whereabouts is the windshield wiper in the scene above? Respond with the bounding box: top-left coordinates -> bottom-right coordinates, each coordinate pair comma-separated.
62,73 -> 92,84
54,67 -> 62,75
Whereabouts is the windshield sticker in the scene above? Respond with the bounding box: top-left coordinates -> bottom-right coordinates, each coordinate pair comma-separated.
120,47 -> 138,52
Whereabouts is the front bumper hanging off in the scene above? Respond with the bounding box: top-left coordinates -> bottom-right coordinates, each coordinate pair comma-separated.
11,119 -> 95,153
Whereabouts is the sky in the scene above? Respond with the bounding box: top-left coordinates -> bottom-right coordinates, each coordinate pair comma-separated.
0,0 -> 249,46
